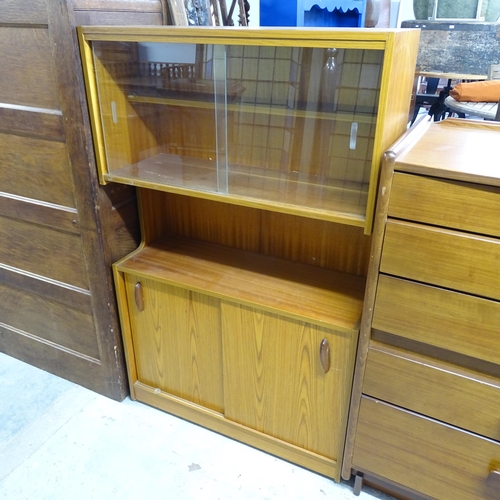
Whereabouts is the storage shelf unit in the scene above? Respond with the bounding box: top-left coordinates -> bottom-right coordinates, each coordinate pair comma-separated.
79,26 -> 419,481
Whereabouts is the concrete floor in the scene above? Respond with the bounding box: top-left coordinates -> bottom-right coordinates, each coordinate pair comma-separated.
0,352 -> 394,500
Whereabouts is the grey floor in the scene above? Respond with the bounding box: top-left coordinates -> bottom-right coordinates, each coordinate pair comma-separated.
0,353 -> 394,500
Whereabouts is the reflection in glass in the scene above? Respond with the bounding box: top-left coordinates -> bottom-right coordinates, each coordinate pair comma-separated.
92,41 -> 383,220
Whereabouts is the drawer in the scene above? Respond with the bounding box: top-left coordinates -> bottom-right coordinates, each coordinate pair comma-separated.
381,220 -> 500,301
363,343 -> 500,441
353,397 -> 500,500
372,275 -> 500,365
389,172 -> 500,237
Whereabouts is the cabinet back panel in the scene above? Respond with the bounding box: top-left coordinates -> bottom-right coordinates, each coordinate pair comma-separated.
141,190 -> 371,276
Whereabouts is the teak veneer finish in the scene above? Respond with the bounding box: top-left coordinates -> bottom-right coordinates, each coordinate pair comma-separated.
80,27 -> 420,480
344,118 -> 500,500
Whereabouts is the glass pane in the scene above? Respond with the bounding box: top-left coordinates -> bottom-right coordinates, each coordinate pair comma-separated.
92,41 -> 221,193
226,46 -> 383,220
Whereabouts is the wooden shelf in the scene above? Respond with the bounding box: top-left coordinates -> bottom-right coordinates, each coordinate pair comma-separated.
115,235 -> 365,332
105,153 -> 369,225
127,93 -> 378,123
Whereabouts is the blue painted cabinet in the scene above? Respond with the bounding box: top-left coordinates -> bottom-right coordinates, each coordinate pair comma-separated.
260,0 -> 366,27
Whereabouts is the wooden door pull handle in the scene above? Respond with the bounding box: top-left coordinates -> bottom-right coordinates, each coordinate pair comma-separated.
320,338 -> 330,373
134,282 -> 144,312
487,470 -> 500,489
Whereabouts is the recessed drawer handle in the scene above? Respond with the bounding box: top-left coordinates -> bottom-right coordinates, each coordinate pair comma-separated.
487,470 -> 500,490
319,338 -> 331,373
134,282 -> 144,312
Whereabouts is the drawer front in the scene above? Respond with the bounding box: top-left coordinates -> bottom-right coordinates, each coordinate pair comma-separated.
381,220 -> 500,301
372,275 -> 500,365
353,397 -> 500,500
389,172 -> 500,237
364,344 -> 500,441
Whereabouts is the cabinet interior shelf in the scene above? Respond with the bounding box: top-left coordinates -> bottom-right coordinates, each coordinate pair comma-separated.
127,93 -> 378,123
105,153 -> 369,225
115,235 -> 365,332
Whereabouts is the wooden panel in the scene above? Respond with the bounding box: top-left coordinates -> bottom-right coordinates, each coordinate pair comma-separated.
0,27 -> 60,109
364,344 -> 500,441
261,211 -> 371,276
0,282 -> 99,359
363,27 -> 420,231
381,220 -> 500,301
144,191 -> 371,276
72,0 -> 164,12
389,173 -> 500,237
0,0 -> 48,25
222,302 -> 357,466
0,216 -> 89,290
115,235 -> 365,331
0,194 -> 78,233
0,133 -> 74,206
395,119 -> 500,188
0,263 -> 92,312
73,12 -> 163,25
372,275 -> 500,365
353,397 -> 500,500
125,275 -> 224,413
0,324 -> 108,395
0,104 -> 64,142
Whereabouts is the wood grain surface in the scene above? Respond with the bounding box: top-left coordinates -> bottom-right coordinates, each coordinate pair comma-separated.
372,275 -> 500,365
364,343 -> 500,441
381,220 -> 500,301
115,235 -> 365,331
222,303 -> 356,462
389,172 -> 500,238
353,397 -> 500,500
125,274 -> 224,412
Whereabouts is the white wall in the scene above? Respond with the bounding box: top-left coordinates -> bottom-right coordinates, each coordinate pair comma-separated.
247,0 -> 260,26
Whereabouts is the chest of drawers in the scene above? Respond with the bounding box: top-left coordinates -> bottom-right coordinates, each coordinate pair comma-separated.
344,118 -> 500,499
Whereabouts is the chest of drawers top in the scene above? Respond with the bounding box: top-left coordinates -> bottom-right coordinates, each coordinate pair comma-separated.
394,118 -> 500,188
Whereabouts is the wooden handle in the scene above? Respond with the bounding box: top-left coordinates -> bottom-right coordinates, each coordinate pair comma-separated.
319,338 -> 330,373
487,470 -> 500,489
134,282 -> 144,312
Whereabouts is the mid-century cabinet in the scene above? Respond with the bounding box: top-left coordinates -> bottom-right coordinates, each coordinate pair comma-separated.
344,118 -> 500,499
79,26 -> 419,480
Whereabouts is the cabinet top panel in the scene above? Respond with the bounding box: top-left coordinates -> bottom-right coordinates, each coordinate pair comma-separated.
79,26 -> 417,46
395,118 -> 500,187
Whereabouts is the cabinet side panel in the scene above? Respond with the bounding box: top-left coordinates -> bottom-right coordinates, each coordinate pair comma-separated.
222,302 -> 357,462
125,275 -> 224,413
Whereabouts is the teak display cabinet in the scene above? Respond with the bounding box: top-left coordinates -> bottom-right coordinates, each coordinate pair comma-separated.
79,26 -> 419,480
